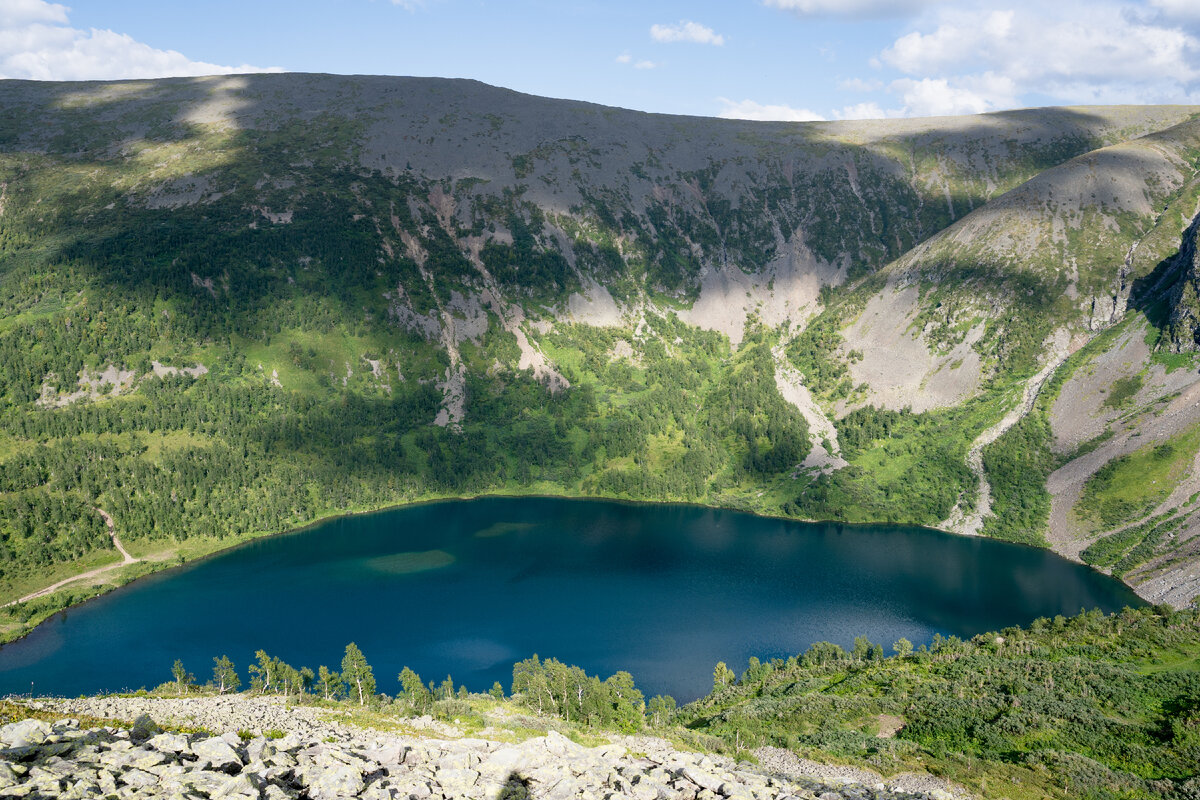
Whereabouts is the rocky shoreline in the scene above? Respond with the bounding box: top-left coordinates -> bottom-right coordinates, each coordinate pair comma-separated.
0,695 -> 973,799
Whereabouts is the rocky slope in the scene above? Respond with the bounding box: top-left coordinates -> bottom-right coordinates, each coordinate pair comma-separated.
1,696 -> 969,800
1,73 -> 1200,614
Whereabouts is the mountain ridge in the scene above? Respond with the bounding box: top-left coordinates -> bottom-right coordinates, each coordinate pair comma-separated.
1,73 -> 1200,632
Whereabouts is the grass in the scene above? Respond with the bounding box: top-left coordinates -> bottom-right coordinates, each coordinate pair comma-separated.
1073,422 -> 1200,535
1103,374 -> 1144,409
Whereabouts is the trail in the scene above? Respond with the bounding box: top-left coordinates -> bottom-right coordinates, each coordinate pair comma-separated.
942,330 -> 1070,536
4,508 -> 138,607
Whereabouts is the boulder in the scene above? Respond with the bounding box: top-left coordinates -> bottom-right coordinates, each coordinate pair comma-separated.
120,768 -> 159,788
146,732 -> 189,754
128,714 -> 161,743
304,763 -> 364,799
192,736 -> 244,772
0,720 -> 48,749
542,730 -> 582,758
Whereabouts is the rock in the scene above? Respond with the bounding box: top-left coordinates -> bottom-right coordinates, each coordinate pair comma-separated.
147,732 -> 189,754
192,736 -> 244,772
213,774 -> 262,798
436,766 -> 479,793
680,766 -> 724,793
128,714 -> 161,743
0,721 -> 48,749
542,730 -> 582,758
121,768 -> 159,788
304,763 -> 364,799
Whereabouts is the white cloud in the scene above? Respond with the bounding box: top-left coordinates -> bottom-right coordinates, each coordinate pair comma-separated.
889,77 -> 994,117
764,0 -> 941,18
0,0 -> 66,27
834,101 -> 889,120
650,20 -> 725,46
0,0 -> 280,80
616,53 -> 656,69
1149,0 -> 1200,21
717,98 -> 825,121
877,2 -> 1200,107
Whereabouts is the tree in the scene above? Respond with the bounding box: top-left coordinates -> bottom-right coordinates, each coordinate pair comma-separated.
317,666 -> 344,701
712,661 -> 735,692
212,655 -> 240,694
341,643 -> 376,706
893,638 -> 913,658
646,694 -> 677,727
398,666 -> 432,712
489,681 -> 505,700
171,659 -> 195,694
249,650 -> 278,694
604,671 -> 644,733
512,655 -> 552,714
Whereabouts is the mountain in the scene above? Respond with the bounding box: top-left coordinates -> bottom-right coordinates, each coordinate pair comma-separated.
1,73 -> 1199,631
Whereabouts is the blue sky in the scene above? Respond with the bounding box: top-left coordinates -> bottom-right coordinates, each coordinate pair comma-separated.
2,0 -> 1200,119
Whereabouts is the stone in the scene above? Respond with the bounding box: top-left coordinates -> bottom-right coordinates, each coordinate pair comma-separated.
147,733 -> 190,754
680,766 -> 724,793
192,737 -> 243,772
305,763 -> 364,799
436,766 -> 479,794
542,730 -> 582,758
130,750 -> 167,770
121,768 -> 159,788
213,774 -> 262,798
129,714 -> 161,744
0,721 -> 48,749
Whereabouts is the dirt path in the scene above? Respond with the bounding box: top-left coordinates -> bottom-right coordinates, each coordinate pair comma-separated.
942,330 -> 1070,536
4,508 -> 138,607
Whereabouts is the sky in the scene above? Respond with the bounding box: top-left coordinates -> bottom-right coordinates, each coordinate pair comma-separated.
1,0 -> 1200,120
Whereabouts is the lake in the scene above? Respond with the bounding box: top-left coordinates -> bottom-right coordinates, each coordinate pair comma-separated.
0,497 -> 1142,700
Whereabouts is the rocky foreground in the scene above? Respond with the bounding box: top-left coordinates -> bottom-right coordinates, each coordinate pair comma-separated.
0,696 -> 970,800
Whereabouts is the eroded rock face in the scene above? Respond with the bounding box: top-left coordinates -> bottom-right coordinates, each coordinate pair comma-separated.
3,696 -> 974,800
1166,214 -> 1200,353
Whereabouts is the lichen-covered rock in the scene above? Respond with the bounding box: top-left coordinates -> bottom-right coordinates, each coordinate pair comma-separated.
0,720 -> 48,749
2,696 -> 978,800
192,736 -> 244,771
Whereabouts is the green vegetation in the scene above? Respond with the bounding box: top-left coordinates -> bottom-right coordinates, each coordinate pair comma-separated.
680,606 -> 1200,800
1082,512 -> 1190,578
791,405 -> 977,526
1105,374 -> 1145,409
1075,423 -> 1200,534
142,607 -> 1200,800
981,413 -> 1054,545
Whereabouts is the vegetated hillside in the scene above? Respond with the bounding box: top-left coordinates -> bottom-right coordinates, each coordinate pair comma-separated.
1,73 -> 1199,633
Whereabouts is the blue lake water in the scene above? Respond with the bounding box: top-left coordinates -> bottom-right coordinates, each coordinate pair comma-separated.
0,497 -> 1143,700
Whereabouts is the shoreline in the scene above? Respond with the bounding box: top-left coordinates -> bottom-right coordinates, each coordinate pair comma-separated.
0,488 -> 1150,651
